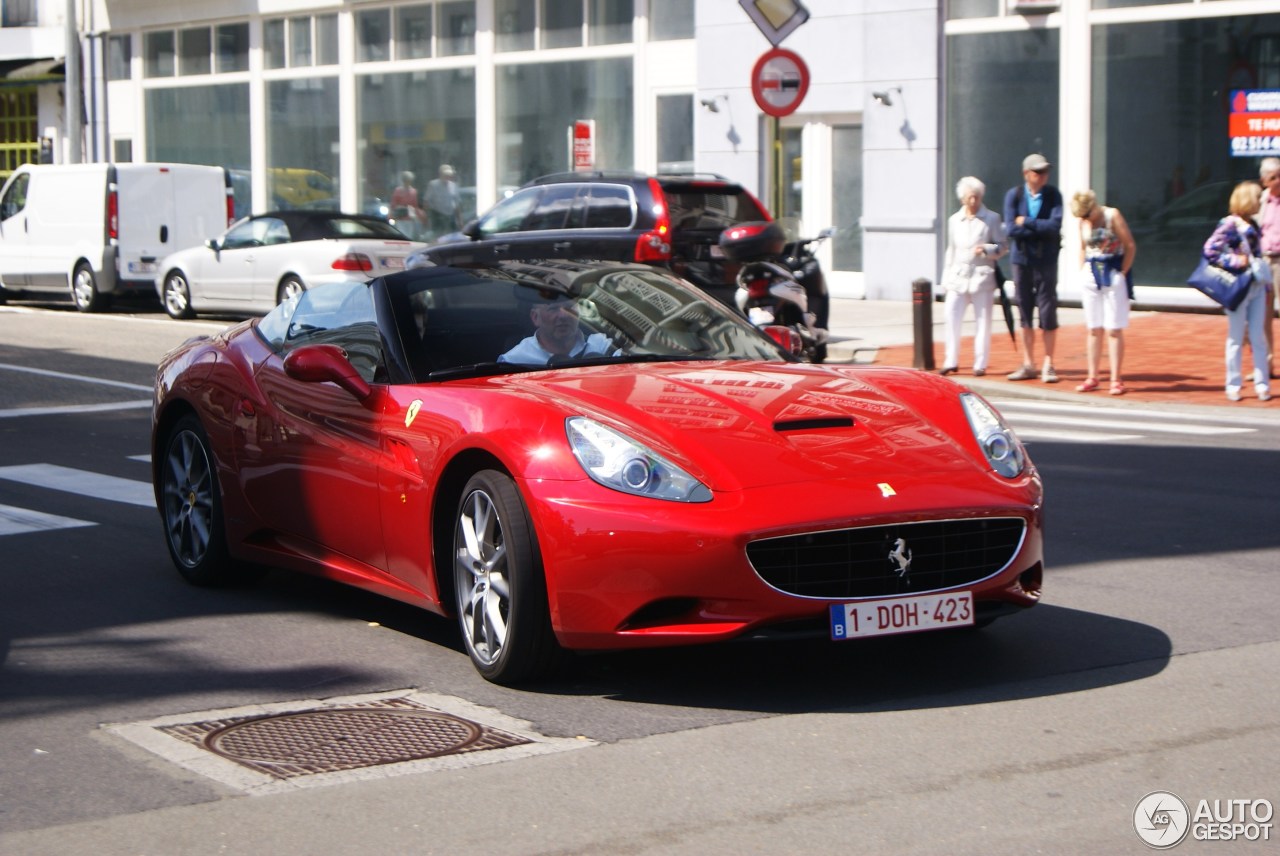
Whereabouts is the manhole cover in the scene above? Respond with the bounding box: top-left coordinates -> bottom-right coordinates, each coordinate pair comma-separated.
160,697 -> 531,780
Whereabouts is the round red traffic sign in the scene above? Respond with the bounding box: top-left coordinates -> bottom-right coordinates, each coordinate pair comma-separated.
751,48 -> 810,118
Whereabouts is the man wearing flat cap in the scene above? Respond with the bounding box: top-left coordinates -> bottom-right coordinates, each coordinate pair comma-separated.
1003,153 -> 1064,383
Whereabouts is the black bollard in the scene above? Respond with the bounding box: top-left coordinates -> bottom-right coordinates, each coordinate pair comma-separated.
912,278 -> 935,371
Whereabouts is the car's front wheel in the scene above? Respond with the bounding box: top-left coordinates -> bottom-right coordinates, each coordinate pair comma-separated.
162,270 -> 196,319
454,470 -> 563,684
159,414 -> 249,586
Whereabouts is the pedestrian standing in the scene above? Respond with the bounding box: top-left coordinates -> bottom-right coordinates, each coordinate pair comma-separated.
1070,189 -> 1136,395
1003,153 -> 1064,383
1202,181 -> 1272,402
389,170 -> 422,239
424,164 -> 462,238
939,176 -> 1005,377
1257,157 -> 1280,379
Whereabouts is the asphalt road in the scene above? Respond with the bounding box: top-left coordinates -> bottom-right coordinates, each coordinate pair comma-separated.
1,298 -> 1278,854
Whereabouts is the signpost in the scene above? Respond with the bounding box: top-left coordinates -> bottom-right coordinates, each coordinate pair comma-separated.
750,47 -> 810,119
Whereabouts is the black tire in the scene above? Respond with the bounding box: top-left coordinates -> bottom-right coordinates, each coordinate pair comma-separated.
277,275 -> 305,305
453,470 -> 563,684
162,269 -> 196,319
71,262 -> 108,313
159,414 -> 251,586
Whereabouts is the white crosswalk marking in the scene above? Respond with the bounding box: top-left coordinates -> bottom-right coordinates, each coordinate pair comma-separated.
0,464 -> 155,508
990,399 -> 1260,443
0,503 -> 95,536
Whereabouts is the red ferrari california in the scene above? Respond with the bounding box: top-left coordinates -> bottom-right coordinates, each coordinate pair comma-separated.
152,252 -> 1043,683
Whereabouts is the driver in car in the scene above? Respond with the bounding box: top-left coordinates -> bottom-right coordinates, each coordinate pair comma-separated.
499,293 -> 613,364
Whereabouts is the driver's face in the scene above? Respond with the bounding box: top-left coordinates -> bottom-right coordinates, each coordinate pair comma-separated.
533,301 -> 578,334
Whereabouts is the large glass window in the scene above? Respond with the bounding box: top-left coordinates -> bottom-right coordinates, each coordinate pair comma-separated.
440,2 -> 477,55
358,70 -> 477,237
146,84 -> 250,171
1091,14 -> 1280,287
106,34 -> 131,81
496,58 -> 633,187
946,28 -> 1059,231
143,31 -> 175,78
216,24 -> 249,72
398,5 -> 434,59
497,0 -> 535,51
656,93 -> 693,173
649,0 -> 693,40
268,15 -> 340,68
267,78 -> 341,211
543,0 -> 584,49
358,9 -> 393,61
178,27 -> 211,76
590,0 -> 632,45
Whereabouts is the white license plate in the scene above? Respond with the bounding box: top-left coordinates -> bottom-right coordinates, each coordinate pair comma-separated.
830,592 -> 973,640
381,256 -> 405,270
709,244 -> 725,259
128,261 -> 156,274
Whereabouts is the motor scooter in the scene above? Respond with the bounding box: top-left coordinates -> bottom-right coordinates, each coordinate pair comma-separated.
718,221 -> 831,362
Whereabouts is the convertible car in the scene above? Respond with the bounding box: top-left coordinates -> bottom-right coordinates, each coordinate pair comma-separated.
151,252 -> 1044,683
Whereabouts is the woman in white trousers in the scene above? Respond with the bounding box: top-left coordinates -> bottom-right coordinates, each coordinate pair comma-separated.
940,176 -> 1006,377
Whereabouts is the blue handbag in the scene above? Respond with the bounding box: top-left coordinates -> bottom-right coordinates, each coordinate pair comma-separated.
1187,258 -> 1253,311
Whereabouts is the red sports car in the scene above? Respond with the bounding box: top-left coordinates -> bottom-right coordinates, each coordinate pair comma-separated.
152,255 -> 1043,684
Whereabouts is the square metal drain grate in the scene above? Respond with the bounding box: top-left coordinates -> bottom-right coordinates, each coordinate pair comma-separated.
104,690 -> 593,795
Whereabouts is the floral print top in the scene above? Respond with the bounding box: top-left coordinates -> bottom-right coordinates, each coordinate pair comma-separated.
1203,215 -> 1260,274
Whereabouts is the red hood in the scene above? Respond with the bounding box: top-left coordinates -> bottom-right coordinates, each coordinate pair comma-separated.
495,361 -> 994,492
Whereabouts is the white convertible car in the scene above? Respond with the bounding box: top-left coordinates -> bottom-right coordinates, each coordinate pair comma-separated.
156,210 -> 426,319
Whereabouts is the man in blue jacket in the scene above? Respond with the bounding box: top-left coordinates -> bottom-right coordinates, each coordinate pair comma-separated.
1003,153 -> 1064,382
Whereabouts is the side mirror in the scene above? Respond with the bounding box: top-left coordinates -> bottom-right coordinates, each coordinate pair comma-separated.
462,219 -> 482,240
762,324 -> 803,356
283,344 -> 372,400
206,238 -> 221,252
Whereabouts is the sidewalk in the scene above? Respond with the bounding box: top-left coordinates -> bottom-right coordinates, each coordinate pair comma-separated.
825,298 -> 1278,410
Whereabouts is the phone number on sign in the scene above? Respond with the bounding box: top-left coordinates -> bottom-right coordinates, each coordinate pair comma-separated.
1231,136 -> 1280,154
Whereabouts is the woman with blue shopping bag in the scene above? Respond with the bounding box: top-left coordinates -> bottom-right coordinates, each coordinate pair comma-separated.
1202,181 -> 1273,403
1070,190 -> 1136,395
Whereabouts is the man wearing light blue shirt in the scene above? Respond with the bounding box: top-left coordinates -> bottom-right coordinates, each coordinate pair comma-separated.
499,297 -> 613,364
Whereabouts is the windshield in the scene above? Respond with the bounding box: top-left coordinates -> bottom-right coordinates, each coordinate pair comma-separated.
387,262 -> 789,381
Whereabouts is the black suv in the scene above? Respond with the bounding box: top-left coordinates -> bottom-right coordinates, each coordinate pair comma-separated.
434,171 -> 772,307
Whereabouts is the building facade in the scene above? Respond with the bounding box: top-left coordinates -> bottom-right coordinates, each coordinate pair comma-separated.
5,0 -> 1280,302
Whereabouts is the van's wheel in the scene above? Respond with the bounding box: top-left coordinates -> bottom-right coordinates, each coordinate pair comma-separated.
277,276 -> 305,305
454,470 -> 564,684
162,270 -> 196,319
71,262 -> 109,312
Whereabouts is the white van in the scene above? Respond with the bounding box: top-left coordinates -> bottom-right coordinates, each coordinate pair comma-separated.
0,163 -> 234,311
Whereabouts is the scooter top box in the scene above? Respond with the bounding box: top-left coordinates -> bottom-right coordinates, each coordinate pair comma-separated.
718,221 -> 786,262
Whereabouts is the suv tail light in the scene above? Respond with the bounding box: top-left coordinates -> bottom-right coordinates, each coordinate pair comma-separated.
106,185 -> 119,241
332,253 -> 374,272
634,178 -> 672,262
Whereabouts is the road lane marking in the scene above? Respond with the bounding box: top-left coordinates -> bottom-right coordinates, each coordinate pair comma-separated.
0,400 -> 151,419
0,362 -> 152,392
0,503 -> 95,536
0,464 -> 154,508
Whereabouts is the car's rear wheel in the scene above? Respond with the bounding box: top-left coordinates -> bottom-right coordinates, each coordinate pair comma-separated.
71,262 -> 108,312
162,270 -> 196,319
454,470 -> 562,684
277,275 -> 305,305
160,414 -> 249,586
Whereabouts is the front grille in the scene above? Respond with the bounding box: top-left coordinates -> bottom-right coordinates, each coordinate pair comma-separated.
747,517 -> 1025,599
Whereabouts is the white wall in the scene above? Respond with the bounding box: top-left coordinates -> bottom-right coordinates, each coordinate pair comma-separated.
694,0 -> 942,300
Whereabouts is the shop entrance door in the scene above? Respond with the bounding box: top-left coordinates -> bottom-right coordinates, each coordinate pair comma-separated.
774,115 -> 862,298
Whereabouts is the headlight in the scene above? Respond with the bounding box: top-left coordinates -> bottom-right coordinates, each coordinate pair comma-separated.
566,417 -> 712,502
960,393 -> 1026,478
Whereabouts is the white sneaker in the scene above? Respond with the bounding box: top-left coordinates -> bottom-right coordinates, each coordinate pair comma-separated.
1227,388 -> 1243,402
1258,387 -> 1272,402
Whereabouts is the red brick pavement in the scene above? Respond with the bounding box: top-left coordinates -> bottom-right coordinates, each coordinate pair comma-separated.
874,310 -> 1278,407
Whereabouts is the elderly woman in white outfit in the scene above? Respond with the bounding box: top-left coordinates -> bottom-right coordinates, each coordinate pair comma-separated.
939,176 -> 1006,377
